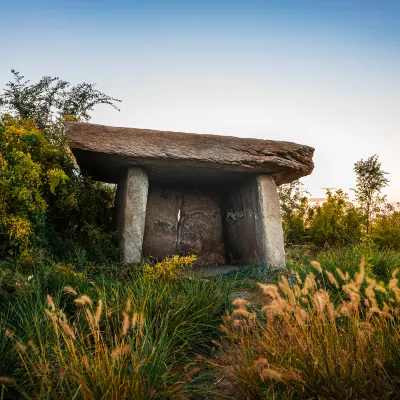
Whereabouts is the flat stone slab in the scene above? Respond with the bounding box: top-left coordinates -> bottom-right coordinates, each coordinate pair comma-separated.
188,265 -> 240,277
65,123 -> 314,185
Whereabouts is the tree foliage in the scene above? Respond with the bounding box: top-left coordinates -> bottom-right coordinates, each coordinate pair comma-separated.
0,70 -> 121,263
0,70 -> 121,131
307,190 -> 363,246
353,154 -> 389,234
278,180 -> 309,244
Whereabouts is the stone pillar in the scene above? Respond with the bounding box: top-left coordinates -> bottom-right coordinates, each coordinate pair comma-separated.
224,175 -> 285,269
116,167 -> 149,264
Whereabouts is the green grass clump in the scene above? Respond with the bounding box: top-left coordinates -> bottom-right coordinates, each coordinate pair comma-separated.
0,262 -> 231,399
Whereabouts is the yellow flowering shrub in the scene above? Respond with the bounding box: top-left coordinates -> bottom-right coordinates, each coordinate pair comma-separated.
52,263 -> 85,281
0,116 -> 68,250
143,255 -> 197,281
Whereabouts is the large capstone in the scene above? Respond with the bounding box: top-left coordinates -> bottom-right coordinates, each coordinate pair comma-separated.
66,122 -> 315,268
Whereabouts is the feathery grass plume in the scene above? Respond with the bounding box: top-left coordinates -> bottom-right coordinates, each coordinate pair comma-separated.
311,261 -> 322,274
82,355 -> 90,371
44,309 -> 59,333
46,294 -> 56,311
325,271 -> 339,288
375,285 -> 387,294
232,298 -> 248,308
295,272 -> 302,284
134,358 -> 147,373
293,284 -> 301,297
111,346 -> 122,361
294,307 -> 307,325
261,368 -> 282,381
301,273 -> 316,295
94,299 -> 103,325
132,312 -> 138,328
233,319 -> 242,328
85,309 -> 95,326
27,340 -> 38,352
278,276 -> 291,294
139,313 -> 145,331
5,329 -> 14,338
314,293 -> 327,313
232,308 -> 252,318
336,267 -> 346,281
258,283 -> 280,299
60,321 -> 75,339
63,286 -> 78,296
218,257 -> 400,399
122,311 -> 130,335
0,377 -> 15,385
74,295 -> 92,307
354,258 -> 365,287
125,299 -> 132,312
15,340 -> 27,353
254,358 -> 269,372
281,371 -> 301,381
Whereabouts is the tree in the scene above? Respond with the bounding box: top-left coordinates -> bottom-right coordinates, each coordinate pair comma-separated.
0,70 -> 121,262
353,155 -> 389,234
278,180 -> 309,244
307,189 -> 363,246
0,70 -> 121,131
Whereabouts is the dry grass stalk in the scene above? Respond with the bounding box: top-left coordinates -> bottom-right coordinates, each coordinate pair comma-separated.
218,259 -> 400,398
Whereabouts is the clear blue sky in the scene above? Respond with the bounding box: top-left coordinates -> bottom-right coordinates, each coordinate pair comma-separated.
2,0 -> 400,201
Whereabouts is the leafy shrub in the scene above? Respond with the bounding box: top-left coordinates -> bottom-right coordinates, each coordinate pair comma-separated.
0,71 -> 120,263
372,210 -> 400,250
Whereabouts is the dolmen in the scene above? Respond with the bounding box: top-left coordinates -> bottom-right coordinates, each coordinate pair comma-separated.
66,123 -> 314,269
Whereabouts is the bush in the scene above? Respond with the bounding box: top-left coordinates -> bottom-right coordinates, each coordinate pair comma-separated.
0,70 -> 120,263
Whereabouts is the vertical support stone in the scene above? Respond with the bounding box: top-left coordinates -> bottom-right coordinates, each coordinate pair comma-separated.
224,175 -> 285,269
116,167 -> 149,264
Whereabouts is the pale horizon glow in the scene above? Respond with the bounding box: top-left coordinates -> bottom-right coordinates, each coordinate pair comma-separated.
2,0 -> 399,201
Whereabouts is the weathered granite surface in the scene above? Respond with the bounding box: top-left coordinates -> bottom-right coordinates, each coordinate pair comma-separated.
116,167 -> 149,264
65,122 -> 314,185
224,175 -> 285,268
142,184 -> 225,265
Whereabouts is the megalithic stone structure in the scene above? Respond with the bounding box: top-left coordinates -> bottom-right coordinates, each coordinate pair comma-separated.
65,122 -> 314,269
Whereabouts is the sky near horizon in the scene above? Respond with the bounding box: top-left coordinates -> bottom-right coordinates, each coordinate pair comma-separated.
2,0 -> 400,201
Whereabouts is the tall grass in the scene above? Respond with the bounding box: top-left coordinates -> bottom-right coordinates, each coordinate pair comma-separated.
217,260 -> 400,399
0,264 -> 231,399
